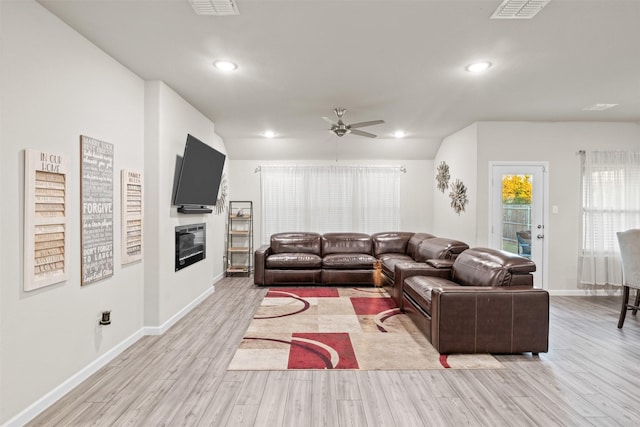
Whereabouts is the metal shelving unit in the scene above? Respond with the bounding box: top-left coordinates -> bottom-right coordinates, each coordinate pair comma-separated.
225,201 -> 253,276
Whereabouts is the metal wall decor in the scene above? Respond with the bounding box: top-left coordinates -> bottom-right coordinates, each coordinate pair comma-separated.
449,179 -> 468,215
214,173 -> 228,215
435,161 -> 450,193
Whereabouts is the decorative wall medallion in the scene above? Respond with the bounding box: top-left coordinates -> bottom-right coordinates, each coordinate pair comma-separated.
214,173 -> 228,215
449,179 -> 468,215
436,161 -> 450,193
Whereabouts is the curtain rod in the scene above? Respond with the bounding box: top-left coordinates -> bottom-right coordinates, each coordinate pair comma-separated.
254,165 -> 407,173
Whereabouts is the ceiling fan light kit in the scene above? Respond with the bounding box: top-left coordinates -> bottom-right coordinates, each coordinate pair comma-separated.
324,108 -> 385,138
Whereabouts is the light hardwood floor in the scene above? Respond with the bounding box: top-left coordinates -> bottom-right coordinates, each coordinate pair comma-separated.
29,277 -> 640,426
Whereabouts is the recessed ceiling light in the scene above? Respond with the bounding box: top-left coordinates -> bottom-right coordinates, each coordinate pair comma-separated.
213,60 -> 237,72
393,130 -> 407,138
264,130 -> 276,138
465,61 -> 492,73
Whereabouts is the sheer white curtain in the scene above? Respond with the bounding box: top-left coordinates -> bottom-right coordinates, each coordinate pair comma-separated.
579,151 -> 640,286
260,165 -> 401,244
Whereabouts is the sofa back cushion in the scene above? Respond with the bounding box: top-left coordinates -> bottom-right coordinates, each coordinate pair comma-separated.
415,238 -> 469,262
371,232 -> 415,256
270,232 -> 322,255
407,233 -> 436,259
451,247 -> 536,287
322,233 -> 372,255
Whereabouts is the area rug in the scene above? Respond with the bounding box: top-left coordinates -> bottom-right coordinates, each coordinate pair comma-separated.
227,287 -> 502,370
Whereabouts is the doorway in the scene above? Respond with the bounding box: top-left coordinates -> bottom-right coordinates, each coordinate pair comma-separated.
490,162 -> 548,289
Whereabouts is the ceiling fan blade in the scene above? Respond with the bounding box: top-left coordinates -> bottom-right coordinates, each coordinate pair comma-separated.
322,116 -> 335,125
348,119 -> 385,129
350,129 -> 377,138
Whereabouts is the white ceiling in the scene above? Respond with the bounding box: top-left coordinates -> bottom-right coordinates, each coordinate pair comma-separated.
37,0 -> 640,160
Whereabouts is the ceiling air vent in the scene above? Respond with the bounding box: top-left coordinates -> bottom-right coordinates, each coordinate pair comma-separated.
490,0 -> 551,19
189,0 -> 239,16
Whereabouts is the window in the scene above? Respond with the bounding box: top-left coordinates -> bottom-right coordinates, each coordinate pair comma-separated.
259,165 -> 401,243
579,151 -> 640,286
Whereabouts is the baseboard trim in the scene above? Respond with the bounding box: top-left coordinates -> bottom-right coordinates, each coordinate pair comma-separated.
549,289 -> 622,296
3,281 -> 219,427
143,284 -> 216,335
3,329 -> 144,427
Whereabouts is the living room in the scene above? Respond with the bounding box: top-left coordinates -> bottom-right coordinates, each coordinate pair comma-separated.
2,1 -> 640,426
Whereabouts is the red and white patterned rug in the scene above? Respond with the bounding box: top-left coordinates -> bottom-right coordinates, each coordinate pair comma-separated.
228,287 -> 502,370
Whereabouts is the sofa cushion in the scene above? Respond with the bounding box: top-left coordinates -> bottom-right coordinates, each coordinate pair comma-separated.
407,233 -> 436,259
451,247 -> 535,287
415,237 -> 469,262
404,275 -> 461,314
371,232 -> 415,256
270,232 -> 321,255
266,253 -> 322,269
322,233 -> 372,255
322,253 -> 377,269
377,253 -> 414,277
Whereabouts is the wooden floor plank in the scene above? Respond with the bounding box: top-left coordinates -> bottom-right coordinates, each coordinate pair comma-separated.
252,370 -> 289,427
26,278 -> 640,427
354,371 -> 397,427
309,370 -> 339,427
282,377 -> 312,427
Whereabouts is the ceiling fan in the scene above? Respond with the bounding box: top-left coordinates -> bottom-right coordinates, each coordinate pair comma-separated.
322,108 -> 385,138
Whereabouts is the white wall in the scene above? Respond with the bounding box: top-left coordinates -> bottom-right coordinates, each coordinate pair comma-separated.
228,159 -> 434,248
0,3 -> 229,424
1,1 -> 144,422
435,121 -> 640,293
432,123 -> 479,244
144,81 -> 227,328
475,122 -> 640,293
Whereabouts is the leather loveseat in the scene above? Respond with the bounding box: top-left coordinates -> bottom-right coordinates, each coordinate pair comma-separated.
398,247 -> 549,354
253,231 -> 466,286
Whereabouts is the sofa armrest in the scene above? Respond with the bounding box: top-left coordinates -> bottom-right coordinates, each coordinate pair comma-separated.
395,263 -> 452,283
254,245 -> 272,285
430,287 -> 549,354
426,259 -> 454,269
391,263 -> 452,307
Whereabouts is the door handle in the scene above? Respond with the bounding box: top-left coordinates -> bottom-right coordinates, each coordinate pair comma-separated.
537,234 -> 544,239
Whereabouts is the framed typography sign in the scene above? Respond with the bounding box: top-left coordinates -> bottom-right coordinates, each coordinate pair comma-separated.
24,149 -> 70,291
121,169 -> 143,264
81,135 -> 114,285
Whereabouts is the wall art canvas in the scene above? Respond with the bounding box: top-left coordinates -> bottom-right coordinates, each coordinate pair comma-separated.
121,169 -> 143,264
81,135 -> 114,285
24,149 -> 70,291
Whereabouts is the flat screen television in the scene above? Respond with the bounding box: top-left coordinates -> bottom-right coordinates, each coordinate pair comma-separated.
173,134 -> 226,214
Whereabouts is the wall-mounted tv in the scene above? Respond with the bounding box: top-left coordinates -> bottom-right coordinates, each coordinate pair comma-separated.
173,134 -> 226,214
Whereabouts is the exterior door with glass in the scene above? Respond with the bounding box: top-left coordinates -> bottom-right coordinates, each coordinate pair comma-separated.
490,163 -> 547,289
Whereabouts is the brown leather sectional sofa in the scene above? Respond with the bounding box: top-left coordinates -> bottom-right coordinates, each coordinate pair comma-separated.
398,247 -> 549,354
254,231 -> 465,286
254,232 -> 549,355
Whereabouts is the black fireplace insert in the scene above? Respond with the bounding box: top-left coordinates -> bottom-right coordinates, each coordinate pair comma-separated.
175,223 -> 206,271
